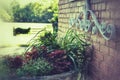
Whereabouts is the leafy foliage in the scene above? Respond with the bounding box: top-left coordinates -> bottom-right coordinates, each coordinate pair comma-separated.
39,32 -> 58,47
17,58 -> 53,76
57,28 -> 91,73
47,50 -> 71,74
11,0 -> 58,23
0,3 -> 12,22
3,28 -> 92,78
4,56 -> 23,69
0,0 -> 58,22
28,29 -> 91,74
25,47 -> 39,62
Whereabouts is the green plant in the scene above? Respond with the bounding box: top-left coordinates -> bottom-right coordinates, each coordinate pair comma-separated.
11,0 -> 58,23
58,28 -> 91,73
39,32 -> 57,46
34,31 -> 60,57
17,58 -> 53,77
24,28 -> 92,76
4,28 -> 92,79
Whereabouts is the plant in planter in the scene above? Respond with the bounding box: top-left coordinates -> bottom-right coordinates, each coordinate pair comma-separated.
3,28 -> 92,80
57,29 -> 92,79
28,29 -> 92,78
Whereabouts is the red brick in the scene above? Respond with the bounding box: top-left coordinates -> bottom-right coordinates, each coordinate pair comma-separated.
109,48 -> 117,57
115,27 -> 120,41
99,61 -> 109,76
91,58 -> 100,69
115,53 -> 120,67
97,3 -> 101,10
94,51 -> 104,62
91,4 -> 94,10
98,37 -> 106,45
77,1 -> 84,7
101,2 -> 106,10
108,40 -> 116,49
58,0 -> 120,80
89,64 -> 101,80
91,35 -> 97,42
99,45 -> 109,55
93,42 -> 100,51
101,11 -> 110,19
107,56 -> 120,80
91,74 -> 100,80
94,4 -> 98,10
105,55 -> 114,65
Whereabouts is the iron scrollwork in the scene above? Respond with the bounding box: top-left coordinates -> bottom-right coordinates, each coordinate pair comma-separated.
69,0 -> 115,40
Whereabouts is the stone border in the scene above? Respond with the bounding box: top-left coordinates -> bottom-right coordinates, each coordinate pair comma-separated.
18,71 -> 78,80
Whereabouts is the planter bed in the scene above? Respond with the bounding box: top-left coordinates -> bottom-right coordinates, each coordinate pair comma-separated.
3,29 -> 92,80
18,71 -> 77,80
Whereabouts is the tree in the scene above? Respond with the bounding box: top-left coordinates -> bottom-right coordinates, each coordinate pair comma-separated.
11,0 -> 58,23
0,1 -> 13,22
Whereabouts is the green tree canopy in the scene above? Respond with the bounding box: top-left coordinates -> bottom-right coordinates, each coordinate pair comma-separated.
11,0 -> 58,23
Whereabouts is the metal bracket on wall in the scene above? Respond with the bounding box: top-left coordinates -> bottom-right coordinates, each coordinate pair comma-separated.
69,0 -> 115,40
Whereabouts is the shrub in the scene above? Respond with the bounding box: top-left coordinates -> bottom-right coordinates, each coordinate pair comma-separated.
25,29 -> 92,76
31,31 -> 60,58
17,58 -> 53,77
4,56 -> 23,69
3,28 -> 92,79
47,50 -> 71,74
25,47 -> 39,62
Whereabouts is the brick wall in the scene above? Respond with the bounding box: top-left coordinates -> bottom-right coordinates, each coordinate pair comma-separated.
58,0 -> 120,80
58,0 -> 85,36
